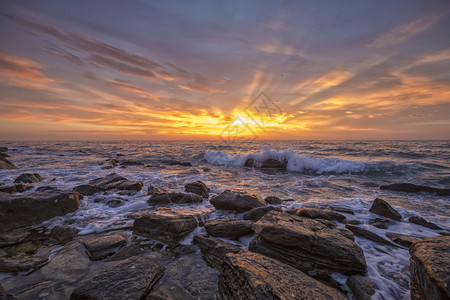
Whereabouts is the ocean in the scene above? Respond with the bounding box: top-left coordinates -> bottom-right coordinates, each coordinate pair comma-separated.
1,140 -> 449,299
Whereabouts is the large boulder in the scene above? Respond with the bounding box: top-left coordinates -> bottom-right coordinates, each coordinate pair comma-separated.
194,235 -> 241,271
72,184 -> 102,196
210,190 -> 266,212
86,173 -> 143,191
14,173 -> 43,184
244,158 -> 288,169
216,251 -> 346,300
410,236 -> 450,300
0,184 -> 33,194
70,255 -> 165,300
204,219 -> 253,238
148,192 -> 203,206
50,225 -> 80,245
185,181 -> 210,198
409,216 -> 442,230
0,191 -> 81,232
133,208 -> 201,246
380,183 -> 450,196
249,211 -> 367,275
346,275 -> 378,300
264,196 -> 282,205
295,207 -> 346,221
83,234 -> 126,260
369,198 -> 402,221
0,156 -> 16,169
243,206 -> 283,222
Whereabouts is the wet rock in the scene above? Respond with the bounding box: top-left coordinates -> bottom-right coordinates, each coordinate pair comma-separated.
83,234 -> 126,260
343,219 -> 362,225
249,211 -> 367,275
346,275 -> 378,300
194,235 -> 241,271
242,206 -> 283,222
133,208 -> 200,246
0,184 -> 33,194
0,255 -> 48,273
345,224 -> 396,246
0,156 -> 16,169
50,225 -> 80,245
369,218 -> 396,229
369,198 -> 402,221
116,180 -> 143,191
148,192 -> 203,206
70,255 -> 165,300
264,196 -> 282,205
244,158 -> 254,167
36,186 -> 60,192
330,207 -> 355,215
409,236 -> 450,300
162,160 -> 191,166
94,196 -> 127,208
386,233 -> 421,248
0,191 -> 81,232
100,158 -> 117,169
295,207 -> 346,221
73,184 -> 102,196
244,158 -> 288,169
120,160 -> 144,166
210,190 -> 266,212
0,147 -> 8,152
0,284 -> 18,300
13,173 -> 43,184
204,219 -> 253,238
381,183 -> 450,196
148,185 -> 165,195
217,251 -> 346,300
409,216 -> 442,230
185,181 -> 210,198
103,243 -> 143,262
0,231 -> 31,247
87,173 -> 142,191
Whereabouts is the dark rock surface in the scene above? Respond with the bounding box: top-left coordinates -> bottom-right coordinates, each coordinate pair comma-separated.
0,156 -> 16,169
148,185 -> 165,195
204,219 -> 253,238
369,218 -> 396,229
148,192 -> 203,206
242,206 -> 283,222
0,231 -> 31,248
0,191 -> 81,232
345,224 -> 396,247
386,233 -> 421,248
249,211 -> 367,275
0,184 -> 33,194
409,236 -> 450,300
13,173 -> 43,184
194,235 -> 241,271
94,196 -> 127,208
210,190 -> 266,212
50,225 -> 80,245
103,243 -> 143,262
380,183 -> 450,196
87,173 -> 143,191
0,283 -> 19,300
70,255 -> 165,300
83,234 -> 126,260
264,196 -> 282,205
185,181 -> 210,198
73,184 -> 102,196
0,255 -> 48,273
217,251 -> 346,300
409,216 -> 442,230
295,207 -> 346,221
369,198 -> 402,221
343,219 -> 362,225
347,275 -> 378,300
244,158 -> 288,169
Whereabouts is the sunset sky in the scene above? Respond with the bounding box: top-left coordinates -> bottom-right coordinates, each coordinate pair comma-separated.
0,0 -> 449,140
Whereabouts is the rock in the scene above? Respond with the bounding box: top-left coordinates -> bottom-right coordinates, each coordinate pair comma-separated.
83,234 -> 126,260
73,184 -> 102,196
346,275 -> 378,300
0,284 -> 19,300
386,233 -> 421,248
70,255 -> 165,300
369,198 -> 402,221
162,160 -> 191,166
120,160 -> 144,166
295,207 -> 346,221
204,219 -> 253,238
244,158 -> 254,167
185,181 -> 210,198
36,186 -> 60,192
409,236 -> 450,300
210,190 -> 266,212
369,218 -> 396,229
13,173 -> 43,184
0,231 -> 31,247
409,216 -> 442,230
217,251 -> 346,300
330,207 -> 355,215
116,180 -> 143,191
0,255 -> 48,273
242,206 -> 283,222
0,147 -> 8,152
148,192 -> 203,206
264,196 -> 282,205
0,184 -> 33,194
148,185 -> 165,195
94,196 -> 127,208
87,173 -> 142,191
0,156 -> 16,169
103,243 -> 143,262
380,183 -> 450,196
249,211 -> 367,275
244,158 -> 287,169
194,235 -> 241,271
0,191 -> 81,232
343,219 -> 362,225
50,225 -> 80,245
345,224 -> 396,246
133,208 -> 200,246
101,158 -> 117,169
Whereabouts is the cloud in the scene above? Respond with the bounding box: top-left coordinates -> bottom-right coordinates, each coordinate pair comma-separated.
179,73 -> 227,94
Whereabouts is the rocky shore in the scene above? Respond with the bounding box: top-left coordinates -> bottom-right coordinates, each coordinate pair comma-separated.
0,149 -> 449,299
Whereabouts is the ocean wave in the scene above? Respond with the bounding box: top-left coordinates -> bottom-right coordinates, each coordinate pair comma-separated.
205,146 -> 421,176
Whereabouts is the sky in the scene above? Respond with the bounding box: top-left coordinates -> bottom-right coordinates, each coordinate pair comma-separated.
0,0 -> 449,140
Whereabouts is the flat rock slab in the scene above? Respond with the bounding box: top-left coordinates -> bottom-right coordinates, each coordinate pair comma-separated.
210,190 -> 266,212
295,207 -> 346,221
204,219 -> 253,238
83,234 -> 126,260
0,191 -> 81,232
409,216 -> 442,230
86,173 -> 143,191
386,233 -> 422,248
148,192 -> 203,206
194,235 -> 241,271
369,198 -> 402,221
217,251 -> 346,300
345,224 -> 396,247
70,255 -> 165,300
380,183 -> 450,196
0,156 -> 16,169
0,284 -> 18,300
0,184 -> 33,194
0,231 -> 31,247
409,236 -> 450,300
249,211 -> 367,275
243,206 -> 283,222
